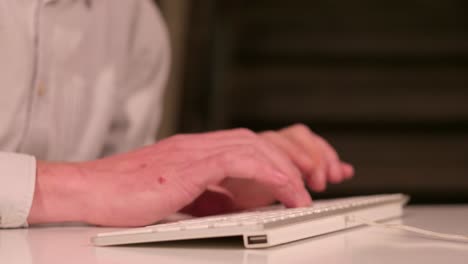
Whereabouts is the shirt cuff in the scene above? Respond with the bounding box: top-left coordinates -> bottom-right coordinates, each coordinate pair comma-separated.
0,152 -> 36,228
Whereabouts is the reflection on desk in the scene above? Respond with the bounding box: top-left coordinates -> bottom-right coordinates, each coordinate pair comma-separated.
1,206 -> 467,264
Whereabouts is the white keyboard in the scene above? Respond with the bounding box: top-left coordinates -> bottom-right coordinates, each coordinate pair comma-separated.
92,193 -> 409,248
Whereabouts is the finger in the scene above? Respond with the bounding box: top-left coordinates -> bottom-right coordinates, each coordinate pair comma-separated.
261,131 -> 326,192
311,135 -> 345,184
280,125 -> 327,191
197,129 -> 305,190
186,146 -> 312,208
261,131 -> 315,173
307,167 -> 327,192
218,149 -> 312,208
165,130 -> 306,195
282,124 -> 345,185
254,137 -> 304,188
341,162 -> 355,179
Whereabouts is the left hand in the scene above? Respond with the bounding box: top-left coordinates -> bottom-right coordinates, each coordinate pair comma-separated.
182,124 -> 354,216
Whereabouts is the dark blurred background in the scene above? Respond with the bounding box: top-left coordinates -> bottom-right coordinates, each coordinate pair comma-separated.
157,0 -> 468,204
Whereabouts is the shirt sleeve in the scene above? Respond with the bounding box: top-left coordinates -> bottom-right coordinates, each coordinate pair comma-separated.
0,152 -> 36,228
101,0 -> 171,156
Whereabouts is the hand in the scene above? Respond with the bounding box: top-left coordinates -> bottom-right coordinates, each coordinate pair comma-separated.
192,124 -> 354,212
28,129 -> 312,227
262,124 -> 354,191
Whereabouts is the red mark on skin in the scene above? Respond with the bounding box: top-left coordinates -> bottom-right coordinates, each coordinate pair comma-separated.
140,163 -> 148,169
158,177 -> 166,184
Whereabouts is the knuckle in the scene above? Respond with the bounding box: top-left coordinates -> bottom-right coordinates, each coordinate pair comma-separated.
217,147 -> 255,167
260,131 -> 281,142
210,153 -> 238,181
233,128 -> 257,138
261,130 -> 276,137
165,134 -> 190,149
330,150 -> 340,160
213,154 -> 229,173
252,135 -> 267,147
217,150 -> 234,164
291,123 -> 311,134
318,138 -> 340,159
300,158 -> 316,173
271,172 -> 290,186
168,134 -> 189,143
239,144 -> 258,156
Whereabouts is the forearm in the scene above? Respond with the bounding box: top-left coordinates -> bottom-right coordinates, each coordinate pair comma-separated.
27,161 -> 90,225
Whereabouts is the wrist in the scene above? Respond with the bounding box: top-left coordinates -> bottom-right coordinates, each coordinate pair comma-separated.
27,160 -> 91,225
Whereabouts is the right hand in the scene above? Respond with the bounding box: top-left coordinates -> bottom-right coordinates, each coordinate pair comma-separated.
29,129 -> 312,227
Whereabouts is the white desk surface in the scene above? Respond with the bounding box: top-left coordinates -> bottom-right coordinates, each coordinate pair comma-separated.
1,206 -> 467,264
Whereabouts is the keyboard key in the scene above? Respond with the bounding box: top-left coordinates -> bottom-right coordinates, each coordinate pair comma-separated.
155,225 -> 182,232
184,223 -> 212,230
214,221 -> 239,228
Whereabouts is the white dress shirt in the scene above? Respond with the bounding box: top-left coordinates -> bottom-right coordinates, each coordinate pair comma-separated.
0,0 -> 170,228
